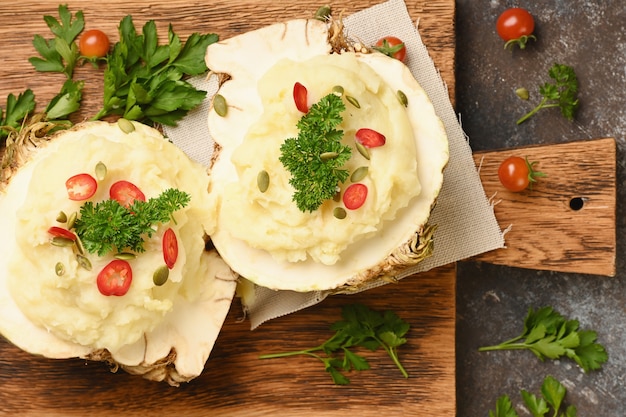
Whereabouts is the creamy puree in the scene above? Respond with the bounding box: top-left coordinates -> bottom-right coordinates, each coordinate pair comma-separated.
6,122 -> 215,353
217,53 -> 421,265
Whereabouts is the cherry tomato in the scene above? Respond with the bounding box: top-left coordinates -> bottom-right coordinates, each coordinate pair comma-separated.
48,226 -> 77,241
79,29 -> 110,58
110,180 -> 146,208
496,8 -> 536,49
66,173 -> 98,201
374,36 -> 406,62
355,128 -> 386,148
293,82 -> 309,113
162,228 -> 178,269
343,183 -> 368,210
97,259 -> 133,296
497,156 -> 544,192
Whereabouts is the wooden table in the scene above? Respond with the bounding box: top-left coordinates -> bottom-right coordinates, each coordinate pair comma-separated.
0,1 -> 457,416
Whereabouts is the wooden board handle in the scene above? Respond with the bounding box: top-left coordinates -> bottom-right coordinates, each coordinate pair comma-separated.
471,138 -> 616,276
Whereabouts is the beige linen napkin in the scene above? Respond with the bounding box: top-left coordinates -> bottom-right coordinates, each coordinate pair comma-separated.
164,0 -> 505,328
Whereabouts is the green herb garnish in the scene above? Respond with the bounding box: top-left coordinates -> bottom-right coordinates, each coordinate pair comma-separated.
517,63 -> 579,124
259,303 -> 410,385
0,90 -> 36,142
489,376 -> 578,417
479,306 -> 608,372
279,93 -> 351,212
74,188 -> 190,256
92,16 -> 217,126
29,4 -> 84,79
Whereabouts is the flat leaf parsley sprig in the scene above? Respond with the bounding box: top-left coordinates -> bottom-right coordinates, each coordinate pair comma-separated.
517,63 -> 579,125
479,306 -> 608,372
259,303 -> 410,385
279,93 -> 351,213
74,188 -> 190,256
93,16 -> 217,126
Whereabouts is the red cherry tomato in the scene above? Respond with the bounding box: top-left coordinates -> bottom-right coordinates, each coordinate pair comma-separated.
66,173 -> 98,201
79,29 -> 110,58
110,180 -> 146,208
97,259 -> 133,296
343,183 -> 368,210
497,156 -> 544,192
355,128 -> 386,148
48,226 -> 77,241
496,8 -> 536,49
293,82 -> 309,113
374,36 -> 406,62
162,228 -> 178,269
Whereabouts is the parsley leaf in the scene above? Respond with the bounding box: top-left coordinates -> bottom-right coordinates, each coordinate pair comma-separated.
92,16 -> 217,126
517,63 -> 579,124
490,376 -> 578,417
29,4 -> 84,79
279,93 -> 351,212
489,395 -> 519,417
259,303 -> 410,385
74,188 -> 190,256
0,90 -> 36,142
478,306 -> 608,372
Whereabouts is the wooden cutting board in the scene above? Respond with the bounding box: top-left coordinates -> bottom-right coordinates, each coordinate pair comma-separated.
0,1 -> 457,416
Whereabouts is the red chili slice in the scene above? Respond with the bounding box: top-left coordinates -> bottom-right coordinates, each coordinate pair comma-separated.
343,183 -> 368,210
355,128 -> 386,148
162,228 -> 178,269
97,259 -> 133,296
65,173 -> 97,201
109,180 -> 146,208
293,82 -> 309,113
47,226 -> 77,241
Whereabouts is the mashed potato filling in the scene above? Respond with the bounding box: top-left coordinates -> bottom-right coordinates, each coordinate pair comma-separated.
217,53 -> 420,265
6,122 -> 216,353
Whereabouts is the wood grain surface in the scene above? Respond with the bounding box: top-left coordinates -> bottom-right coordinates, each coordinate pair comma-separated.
0,1 -> 457,416
472,138 -> 617,276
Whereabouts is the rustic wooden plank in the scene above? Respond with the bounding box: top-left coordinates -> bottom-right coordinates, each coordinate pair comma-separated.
0,265 -> 456,417
472,138 -> 616,276
0,1 -> 456,416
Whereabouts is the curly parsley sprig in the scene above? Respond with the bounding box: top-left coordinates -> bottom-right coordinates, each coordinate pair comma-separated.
74,188 -> 190,256
479,306 -> 608,372
517,63 -> 579,125
279,93 -> 351,212
259,303 -> 410,385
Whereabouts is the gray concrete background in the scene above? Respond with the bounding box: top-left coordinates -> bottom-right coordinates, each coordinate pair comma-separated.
455,0 -> 625,415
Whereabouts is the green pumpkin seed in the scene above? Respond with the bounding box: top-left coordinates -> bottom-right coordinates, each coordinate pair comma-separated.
314,5 -> 331,21
56,211 -> 67,223
51,236 -> 74,247
515,87 -> 529,100
75,236 -> 85,256
397,90 -> 408,107
320,151 -> 338,161
257,170 -> 270,193
332,85 -> 344,96
76,254 -> 92,271
55,262 -> 65,276
115,252 -> 137,260
213,94 -> 228,117
333,207 -> 347,219
355,142 -> 370,160
66,212 -> 77,230
153,265 -> 169,286
95,161 -> 107,181
346,95 -> 360,109
351,166 -> 369,183
117,118 -> 135,133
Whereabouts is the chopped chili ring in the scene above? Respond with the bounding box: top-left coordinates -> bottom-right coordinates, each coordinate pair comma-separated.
47,226 -> 77,241
293,82 -> 309,113
343,183 -> 368,210
97,259 -> 133,296
355,128 -> 386,148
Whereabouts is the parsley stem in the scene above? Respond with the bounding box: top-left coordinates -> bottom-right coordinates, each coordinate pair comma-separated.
375,337 -> 409,378
259,346 -> 324,359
